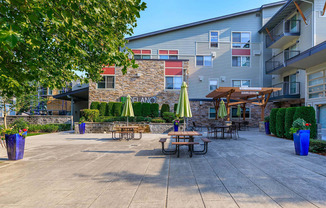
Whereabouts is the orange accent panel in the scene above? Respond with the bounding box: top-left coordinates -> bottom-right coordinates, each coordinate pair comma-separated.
232,49 -> 250,56
165,68 -> 183,75
101,67 -> 115,75
169,50 -> 178,54
132,49 -> 141,54
142,50 -> 151,54
159,50 -> 169,54
165,61 -> 183,67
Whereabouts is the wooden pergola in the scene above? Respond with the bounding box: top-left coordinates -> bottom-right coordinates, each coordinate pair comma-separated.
206,87 -> 282,121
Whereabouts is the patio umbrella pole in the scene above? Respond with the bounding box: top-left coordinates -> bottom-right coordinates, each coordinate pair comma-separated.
127,116 -> 129,126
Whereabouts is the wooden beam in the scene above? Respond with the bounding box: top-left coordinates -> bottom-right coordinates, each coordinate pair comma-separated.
226,91 -> 233,121
323,0 -> 326,16
294,1 -> 307,25
265,28 -> 274,41
252,102 -> 264,106
214,98 -> 220,120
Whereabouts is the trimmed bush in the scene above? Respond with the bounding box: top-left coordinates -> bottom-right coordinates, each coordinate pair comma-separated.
41,124 -> 59,132
90,102 -> 100,110
310,139 -> 326,154
276,108 -> 286,138
99,102 -> 107,116
112,102 -> 123,116
133,102 -> 142,116
11,118 -> 29,130
106,102 -> 114,116
28,124 -> 42,133
151,103 -> 159,117
293,106 -> 317,138
269,108 -> 279,135
84,109 -> 100,122
174,103 -> 178,113
142,103 -> 151,117
151,118 -> 165,123
163,112 -> 175,123
284,107 -> 297,139
161,104 -> 170,117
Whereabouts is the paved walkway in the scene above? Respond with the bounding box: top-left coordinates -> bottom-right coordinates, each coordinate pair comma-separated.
0,129 -> 326,208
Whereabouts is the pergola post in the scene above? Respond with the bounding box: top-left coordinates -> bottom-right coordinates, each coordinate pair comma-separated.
226,91 -> 232,121
261,91 -> 272,121
214,98 -> 220,120
242,103 -> 246,121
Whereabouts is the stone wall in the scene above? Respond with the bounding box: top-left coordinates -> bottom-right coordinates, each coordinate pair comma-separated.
89,60 -> 188,108
0,115 -> 72,126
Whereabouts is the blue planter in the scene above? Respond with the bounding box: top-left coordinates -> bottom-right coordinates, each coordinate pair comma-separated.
5,133 -> 26,160
264,122 -> 270,134
174,124 -> 179,132
79,123 -> 85,134
293,130 -> 310,156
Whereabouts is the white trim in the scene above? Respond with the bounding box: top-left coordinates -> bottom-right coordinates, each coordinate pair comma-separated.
231,31 -> 251,49
306,69 -> 326,100
208,78 -> 219,91
158,49 -> 179,60
208,107 -> 216,119
209,30 -> 219,49
231,79 -> 251,87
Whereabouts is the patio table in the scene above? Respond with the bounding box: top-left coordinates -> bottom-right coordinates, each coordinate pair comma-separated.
213,125 -> 232,139
232,121 -> 245,131
117,126 -> 139,140
168,131 -> 202,157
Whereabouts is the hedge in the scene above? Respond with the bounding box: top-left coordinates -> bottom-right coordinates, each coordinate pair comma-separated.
161,104 -> 170,117
163,112 -> 175,123
269,108 -> 279,135
106,102 -> 114,116
151,118 -> 165,123
284,107 -> 297,139
112,102 -> 123,116
309,139 -> 326,154
28,124 -> 70,133
99,102 -> 107,116
142,103 -> 151,117
276,108 -> 286,138
84,109 -> 100,122
293,106 -> 317,138
133,102 -> 142,116
151,103 -> 159,117
90,102 -> 99,110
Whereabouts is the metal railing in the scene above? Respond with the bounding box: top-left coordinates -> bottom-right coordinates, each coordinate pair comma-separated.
265,50 -> 300,74
271,82 -> 300,98
266,20 -> 301,47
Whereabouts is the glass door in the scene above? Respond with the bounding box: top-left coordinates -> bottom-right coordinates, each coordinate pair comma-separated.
290,74 -> 297,94
290,15 -> 298,33
283,76 -> 289,95
318,105 -> 326,128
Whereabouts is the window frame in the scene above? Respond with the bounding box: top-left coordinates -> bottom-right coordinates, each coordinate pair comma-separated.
196,55 -> 213,67
97,75 -> 116,90
208,107 -> 217,119
231,56 -> 251,68
307,69 -> 326,99
231,107 -> 251,119
231,79 -> 251,87
209,30 -> 219,49
231,31 -> 251,49
164,75 -> 183,90
132,49 -> 152,60
209,78 -> 219,91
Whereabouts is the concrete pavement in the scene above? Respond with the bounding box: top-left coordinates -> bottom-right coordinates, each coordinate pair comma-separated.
0,129 -> 326,208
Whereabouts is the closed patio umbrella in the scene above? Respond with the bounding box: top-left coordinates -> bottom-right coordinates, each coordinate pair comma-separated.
176,82 -> 192,131
218,100 -> 227,121
237,104 -> 241,121
121,94 -> 134,126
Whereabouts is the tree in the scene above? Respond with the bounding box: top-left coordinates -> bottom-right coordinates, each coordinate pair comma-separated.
0,0 -> 146,97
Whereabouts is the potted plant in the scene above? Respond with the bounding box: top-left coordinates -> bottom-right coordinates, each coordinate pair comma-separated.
264,116 -> 270,135
79,117 -> 86,134
290,118 -> 311,156
2,127 -> 28,160
173,119 -> 180,132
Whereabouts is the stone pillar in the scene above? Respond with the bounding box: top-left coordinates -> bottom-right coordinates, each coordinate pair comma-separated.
259,121 -> 265,132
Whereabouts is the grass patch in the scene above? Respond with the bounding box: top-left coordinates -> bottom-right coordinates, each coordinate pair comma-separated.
310,139 -> 326,154
27,132 -> 50,137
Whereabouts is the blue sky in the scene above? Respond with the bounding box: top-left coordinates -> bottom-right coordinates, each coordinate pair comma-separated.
130,0 -> 282,37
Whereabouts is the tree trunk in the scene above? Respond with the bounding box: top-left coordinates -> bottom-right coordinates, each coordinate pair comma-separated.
3,101 -> 7,129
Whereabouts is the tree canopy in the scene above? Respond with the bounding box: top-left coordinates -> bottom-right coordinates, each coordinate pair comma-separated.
0,0 -> 146,97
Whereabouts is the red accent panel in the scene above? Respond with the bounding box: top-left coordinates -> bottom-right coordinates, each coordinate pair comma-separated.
232,49 -> 251,56
165,61 -> 182,67
141,50 -> 151,54
159,50 -> 168,54
165,68 -> 183,75
101,67 -> 115,75
169,50 -> 178,55
132,49 -> 141,54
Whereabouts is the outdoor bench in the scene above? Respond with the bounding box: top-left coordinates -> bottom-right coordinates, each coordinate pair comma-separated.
159,138 -> 177,155
192,138 -> 211,155
172,141 -> 199,158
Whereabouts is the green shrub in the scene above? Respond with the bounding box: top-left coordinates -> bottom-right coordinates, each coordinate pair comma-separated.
142,103 -> 151,117
84,109 -> 100,122
112,102 -> 123,116
276,108 -> 286,138
264,116 -> 270,122
58,124 -> 71,131
28,124 -> 42,133
309,139 -> 326,153
161,104 -> 170,117
99,102 -> 107,116
41,124 -> 59,132
269,108 -> 279,135
151,118 -> 165,123
151,103 -> 159,117
133,102 -> 142,116
293,106 -> 317,138
174,103 -> 178,113
106,102 -> 114,116
11,118 -> 29,130
90,102 -> 100,110
284,107 -> 297,139
163,112 -> 175,123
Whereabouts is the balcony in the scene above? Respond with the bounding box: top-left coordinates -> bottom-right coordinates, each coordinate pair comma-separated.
265,50 -> 300,74
266,20 -> 300,48
270,82 -> 301,101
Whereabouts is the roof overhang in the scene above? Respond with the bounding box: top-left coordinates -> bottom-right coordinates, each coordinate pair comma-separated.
53,87 -> 89,101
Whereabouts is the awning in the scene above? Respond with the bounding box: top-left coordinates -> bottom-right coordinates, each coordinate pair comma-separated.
53,87 -> 89,101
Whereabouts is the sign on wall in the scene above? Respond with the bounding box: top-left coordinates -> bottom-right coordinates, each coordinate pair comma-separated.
120,96 -> 157,104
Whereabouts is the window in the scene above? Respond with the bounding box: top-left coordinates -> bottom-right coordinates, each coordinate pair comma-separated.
307,70 -> 325,99
48,89 -> 53,95
231,107 -> 250,118
165,76 -> 182,90
196,56 -> 212,66
209,107 -> 216,119
159,50 -> 178,60
97,76 -> 115,89
232,80 -> 250,87
159,55 -> 178,60
232,56 -> 250,67
132,49 -> 151,59
210,31 -> 218,48
232,32 -> 250,48
209,79 -> 218,91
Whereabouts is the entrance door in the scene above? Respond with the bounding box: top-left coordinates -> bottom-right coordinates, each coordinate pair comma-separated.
318,105 -> 326,128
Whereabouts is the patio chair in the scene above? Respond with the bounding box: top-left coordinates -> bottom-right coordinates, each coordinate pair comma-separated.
231,123 -> 239,139
191,122 -> 202,131
243,121 -> 249,130
206,126 -> 215,138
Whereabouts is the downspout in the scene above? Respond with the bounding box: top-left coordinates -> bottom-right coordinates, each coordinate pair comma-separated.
300,0 -> 314,47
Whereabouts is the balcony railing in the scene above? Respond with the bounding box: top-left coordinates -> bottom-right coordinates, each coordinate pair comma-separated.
265,50 -> 300,74
266,20 -> 300,48
270,82 -> 300,100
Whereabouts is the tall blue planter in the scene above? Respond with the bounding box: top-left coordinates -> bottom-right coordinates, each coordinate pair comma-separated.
79,123 -> 86,134
264,122 -> 270,134
5,133 -> 26,160
293,130 -> 310,156
174,124 -> 179,132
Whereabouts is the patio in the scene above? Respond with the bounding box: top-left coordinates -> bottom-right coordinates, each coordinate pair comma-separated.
0,130 -> 326,208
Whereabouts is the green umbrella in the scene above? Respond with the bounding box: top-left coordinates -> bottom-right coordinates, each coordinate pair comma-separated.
236,104 -> 241,120
218,100 -> 227,121
176,82 -> 192,131
121,94 -> 134,126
